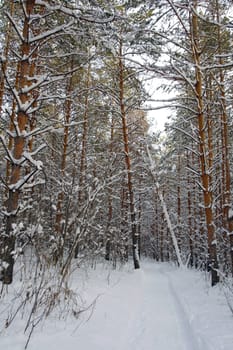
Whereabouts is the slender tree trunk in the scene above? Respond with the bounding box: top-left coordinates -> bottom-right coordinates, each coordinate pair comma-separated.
147,145 -> 184,267
54,60 -> 74,262
1,0 -> 36,284
4,2 -> 17,185
160,212 -> 164,262
105,115 -> 115,261
74,59 -> 91,259
215,0 -> 233,275
177,153 -> 181,253
190,3 -> 219,285
55,80 -> 72,232
0,1 -> 14,115
186,151 -> 194,267
118,38 -> 140,269
78,60 -> 91,203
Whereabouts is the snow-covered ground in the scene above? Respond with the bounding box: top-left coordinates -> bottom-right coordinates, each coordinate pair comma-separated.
0,260 -> 233,350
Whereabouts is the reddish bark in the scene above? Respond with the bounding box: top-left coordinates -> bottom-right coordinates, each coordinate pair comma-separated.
1,0 -> 36,284
118,38 -> 140,269
191,3 -> 219,285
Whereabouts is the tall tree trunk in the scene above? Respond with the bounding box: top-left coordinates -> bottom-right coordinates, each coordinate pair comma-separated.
186,151 -> 194,267
215,0 -> 233,275
1,0 -> 36,284
190,3 -> 219,285
147,145 -> 184,267
54,60 -> 74,262
118,38 -> 140,269
177,152 -> 181,254
0,1 -> 14,115
78,60 -> 91,204
74,59 -> 91,259
4,2 -> 17,186
105,115 -> 115,261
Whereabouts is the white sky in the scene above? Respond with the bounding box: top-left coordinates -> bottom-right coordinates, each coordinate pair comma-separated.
145,78 -> 174,133
147,103 -> 171,133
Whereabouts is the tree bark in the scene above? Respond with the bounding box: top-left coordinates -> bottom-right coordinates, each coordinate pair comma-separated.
190,2 -> 219,285
1,0 -> 36,284
118,38 -> 140,269
215,0 -> 233,275
0,1 -> 14,116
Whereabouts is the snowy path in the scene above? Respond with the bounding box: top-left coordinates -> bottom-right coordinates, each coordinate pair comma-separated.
64,263 -> 231,350
1,261 -> 233,350
124,265 -> 201,350
72,262 -> 233,350
98,264 -> 203,350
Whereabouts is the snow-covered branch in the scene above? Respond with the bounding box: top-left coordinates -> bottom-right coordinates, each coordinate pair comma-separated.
35,0 -> 115,24
5,11 -> 24,42
29,20 -> 75,43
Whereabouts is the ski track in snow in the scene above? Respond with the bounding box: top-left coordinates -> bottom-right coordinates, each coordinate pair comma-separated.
76,263 -> 211,350
0,261 -> 233,350
162,268 -> 210,350
117,264 -> 203,350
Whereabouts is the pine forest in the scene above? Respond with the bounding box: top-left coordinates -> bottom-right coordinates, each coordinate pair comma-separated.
1,1 -> 233,348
